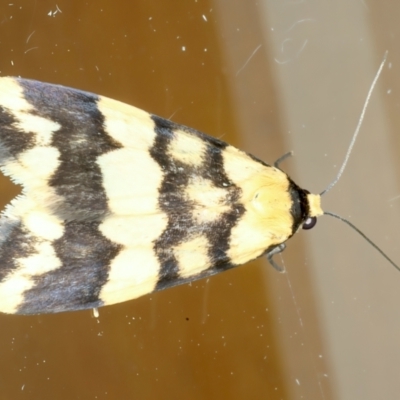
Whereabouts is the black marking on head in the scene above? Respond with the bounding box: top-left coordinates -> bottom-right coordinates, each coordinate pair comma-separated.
18,79 -> 122,221
17,221 -> 121,314
150,115 -> 244,290
288,180 -> 311,233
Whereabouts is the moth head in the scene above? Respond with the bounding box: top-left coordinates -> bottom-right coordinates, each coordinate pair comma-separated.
302,193 -> 323,230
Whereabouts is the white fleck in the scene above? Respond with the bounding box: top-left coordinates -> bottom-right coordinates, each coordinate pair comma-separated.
26,30 -> 35,43
295,379 -> 300,385
387,89 -> 392,94
236,44 -> 261,76
48,4 -> 62,17
287,18 -> 315,33
24,47 -> 38,54
202,14 -> 207,21
388,194 -> 400,202
182,46 -> 186,51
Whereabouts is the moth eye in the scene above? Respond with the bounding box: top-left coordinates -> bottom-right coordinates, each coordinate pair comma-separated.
302,216 -> 317,230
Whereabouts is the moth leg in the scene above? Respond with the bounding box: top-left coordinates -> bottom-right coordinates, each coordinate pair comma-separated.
266,243 -> 286,272
274,151 -> 293,168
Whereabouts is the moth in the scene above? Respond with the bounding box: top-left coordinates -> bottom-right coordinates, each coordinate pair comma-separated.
0,62 -> 395,315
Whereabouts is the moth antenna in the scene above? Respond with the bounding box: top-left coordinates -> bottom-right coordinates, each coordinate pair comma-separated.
274,151 -> 293,168
318,51 -> 399,273
320,51 -> 388,197
324,211 -> 400,273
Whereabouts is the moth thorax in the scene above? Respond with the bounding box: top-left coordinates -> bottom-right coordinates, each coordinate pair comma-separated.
252,184 -> 290,212
250,184 -> 294,238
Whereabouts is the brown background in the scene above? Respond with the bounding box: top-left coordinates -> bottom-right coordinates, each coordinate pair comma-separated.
0,1 -> 399,399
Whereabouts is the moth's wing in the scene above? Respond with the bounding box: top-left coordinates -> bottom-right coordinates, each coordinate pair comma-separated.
0,77 -> 160,314
97,103 -> 295,303
0,77 -> 292,315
